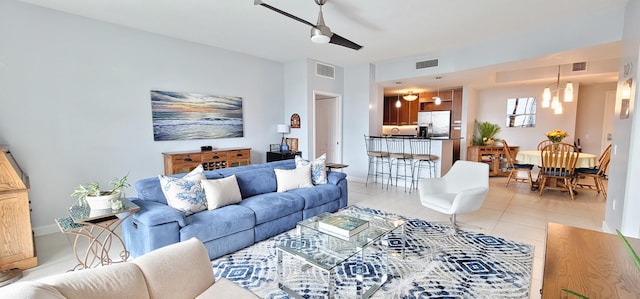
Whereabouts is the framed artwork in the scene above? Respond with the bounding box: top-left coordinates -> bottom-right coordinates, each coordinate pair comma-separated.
287,138 -> 298,152
506,97 -> 536,128
290,113 -> 300,128
150,90 -> 244,141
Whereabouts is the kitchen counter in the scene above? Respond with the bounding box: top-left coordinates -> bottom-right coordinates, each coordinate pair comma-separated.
372,136 -> 457,176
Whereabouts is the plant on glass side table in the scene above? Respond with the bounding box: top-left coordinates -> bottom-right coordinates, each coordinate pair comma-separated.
71,174 -> 130,210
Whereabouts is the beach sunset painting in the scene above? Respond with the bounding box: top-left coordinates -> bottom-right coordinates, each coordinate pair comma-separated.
151,90 -> 244,141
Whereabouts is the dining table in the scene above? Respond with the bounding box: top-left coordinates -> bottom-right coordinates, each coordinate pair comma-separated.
516,150 -> 598,168
515,150 -> 598,191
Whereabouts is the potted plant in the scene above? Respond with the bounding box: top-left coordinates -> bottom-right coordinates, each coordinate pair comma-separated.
471,120 -> 502,146
71,174 -> 130,210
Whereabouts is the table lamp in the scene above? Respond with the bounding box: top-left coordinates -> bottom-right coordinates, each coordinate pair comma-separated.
277,124 -> 290,152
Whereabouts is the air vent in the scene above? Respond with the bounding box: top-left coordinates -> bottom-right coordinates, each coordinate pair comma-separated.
316,62 -> 335,79
572,62 -> 587,72
416,59 -> 439,69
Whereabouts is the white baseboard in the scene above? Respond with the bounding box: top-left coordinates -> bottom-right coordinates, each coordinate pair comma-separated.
33,224 -> 61,237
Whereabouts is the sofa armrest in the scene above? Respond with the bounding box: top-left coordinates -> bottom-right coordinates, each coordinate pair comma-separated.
130,199 -> 187,227
327,171 -> 346,185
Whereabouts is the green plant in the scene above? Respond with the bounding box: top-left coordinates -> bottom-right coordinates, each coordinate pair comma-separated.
471,120 -> 502,146
71,174 -> 130,199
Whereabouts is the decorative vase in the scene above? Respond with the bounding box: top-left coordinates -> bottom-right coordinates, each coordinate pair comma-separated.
85,190 -> 121,210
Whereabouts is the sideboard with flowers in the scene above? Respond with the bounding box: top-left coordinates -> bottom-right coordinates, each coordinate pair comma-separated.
467,145 -> 519,176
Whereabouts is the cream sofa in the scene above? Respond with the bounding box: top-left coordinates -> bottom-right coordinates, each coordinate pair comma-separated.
0,238 -> 258,299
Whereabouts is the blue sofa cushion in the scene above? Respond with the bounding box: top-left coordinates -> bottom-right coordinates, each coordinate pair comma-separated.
180,205 -> 255,242
288,184 -> 341,209
231,168 -> 277,198
238,192 -> 304,224
267,159 -> 296,170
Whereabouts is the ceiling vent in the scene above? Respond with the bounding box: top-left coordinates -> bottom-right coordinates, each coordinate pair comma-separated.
416,58 -> 439,69
316,62 -> 335,79
572,62 -> 587,72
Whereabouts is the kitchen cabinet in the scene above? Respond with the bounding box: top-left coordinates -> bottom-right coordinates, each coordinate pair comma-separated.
383,96 -> 419,126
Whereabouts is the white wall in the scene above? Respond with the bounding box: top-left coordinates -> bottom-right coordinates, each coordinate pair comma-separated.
474,85 -> 579,151
344,63 -> 377,181
605,0 -> 640,237
575,83 -> 617,155
0,1 -> 284,233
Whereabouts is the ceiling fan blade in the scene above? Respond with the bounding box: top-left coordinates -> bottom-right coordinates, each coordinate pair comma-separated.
255,0 -> 362,51
329,33 -> 362,50
254,0 -> 316,28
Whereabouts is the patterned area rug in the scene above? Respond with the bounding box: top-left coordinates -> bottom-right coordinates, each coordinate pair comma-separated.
211,206 -> 533,298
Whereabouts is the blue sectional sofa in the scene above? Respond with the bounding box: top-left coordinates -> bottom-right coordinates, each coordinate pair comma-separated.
122,159 -> 348,260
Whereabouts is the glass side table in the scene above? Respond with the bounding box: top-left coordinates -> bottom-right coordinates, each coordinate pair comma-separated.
55,198 -> 140,271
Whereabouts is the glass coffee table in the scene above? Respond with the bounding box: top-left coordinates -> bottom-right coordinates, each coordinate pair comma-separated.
276,210 -> 405,299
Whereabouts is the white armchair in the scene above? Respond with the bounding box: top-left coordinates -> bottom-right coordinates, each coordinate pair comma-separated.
417,160 -> 489,231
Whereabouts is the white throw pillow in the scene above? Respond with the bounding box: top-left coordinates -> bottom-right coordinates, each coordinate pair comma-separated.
201,175 -> 242,210
159,165 -> 207,215
275,164 -> 314,192
295,153 -> 327,184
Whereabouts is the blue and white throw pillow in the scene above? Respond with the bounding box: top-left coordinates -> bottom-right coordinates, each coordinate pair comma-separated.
159,165 -> 207,215
295,153 -> 327,185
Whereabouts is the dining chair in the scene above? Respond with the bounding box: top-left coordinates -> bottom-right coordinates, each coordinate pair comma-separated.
538,142 -> 579,200
575,144 -> 611,199
502,140 -> 534,188
537,140 -> 554,150
364,135 -> 390,188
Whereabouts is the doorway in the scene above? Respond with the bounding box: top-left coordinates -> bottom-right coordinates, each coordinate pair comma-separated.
313,91 -> 342,163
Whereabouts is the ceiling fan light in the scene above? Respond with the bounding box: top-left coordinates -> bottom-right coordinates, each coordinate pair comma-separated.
433,96 -> 441,105
564,82 -> 574,102
310,28 -> 330,44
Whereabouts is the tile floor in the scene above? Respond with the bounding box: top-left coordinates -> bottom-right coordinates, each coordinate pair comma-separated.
15,176 -> 606,299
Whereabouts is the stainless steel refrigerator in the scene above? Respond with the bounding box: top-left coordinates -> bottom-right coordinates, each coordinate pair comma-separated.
417,111 -> 451,138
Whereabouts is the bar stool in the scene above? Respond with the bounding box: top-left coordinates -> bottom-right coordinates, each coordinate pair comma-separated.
386,137 -> 413,192
410,138 -> 439,190
364,135 -> 390,188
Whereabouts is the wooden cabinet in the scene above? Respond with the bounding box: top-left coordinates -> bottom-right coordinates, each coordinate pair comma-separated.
383,96 -> 419,126
542,223 -> 640,298
467,145 -> 518,176
162,147 -> 251,175
0,146 -> 37,271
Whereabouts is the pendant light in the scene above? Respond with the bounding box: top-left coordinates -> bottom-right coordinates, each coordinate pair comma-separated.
395,94 -> 401,108
433,76 -> 442,105
542,65 -> 574,114
403,91 -> 418,101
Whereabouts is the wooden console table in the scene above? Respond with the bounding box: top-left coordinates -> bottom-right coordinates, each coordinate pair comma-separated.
542,223 -> 640,298
162,147 -> 251,175
467,145 -> 519,176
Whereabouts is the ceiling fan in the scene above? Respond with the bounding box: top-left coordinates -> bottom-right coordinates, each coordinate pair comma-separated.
255,0 -> 363,50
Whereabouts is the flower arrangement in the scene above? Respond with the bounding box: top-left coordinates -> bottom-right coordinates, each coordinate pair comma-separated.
545,129 -> 569,143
